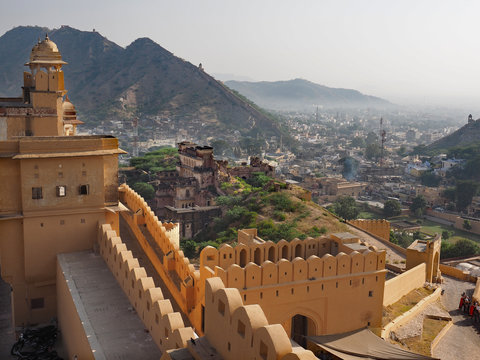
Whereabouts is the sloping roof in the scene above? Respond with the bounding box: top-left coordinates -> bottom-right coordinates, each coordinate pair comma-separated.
307,328 -> 438,360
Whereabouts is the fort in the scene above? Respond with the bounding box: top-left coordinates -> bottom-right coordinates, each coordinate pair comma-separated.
1,35 -> 478,360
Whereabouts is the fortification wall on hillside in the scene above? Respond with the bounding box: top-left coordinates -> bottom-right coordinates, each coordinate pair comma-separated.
347,219 -> 390,241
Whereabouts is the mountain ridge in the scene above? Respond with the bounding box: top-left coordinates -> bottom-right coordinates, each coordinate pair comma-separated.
0,25 -> 289,142
225,78 -> 391,111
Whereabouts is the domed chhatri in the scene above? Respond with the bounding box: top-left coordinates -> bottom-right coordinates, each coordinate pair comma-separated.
26,34 -> 67,67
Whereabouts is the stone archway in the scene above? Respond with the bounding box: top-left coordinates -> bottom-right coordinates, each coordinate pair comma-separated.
268,246 -> 275,262
239,249 -> 247,267
254,247 -> 261,265
295,244 -> 302,258
291,314 -> 317,347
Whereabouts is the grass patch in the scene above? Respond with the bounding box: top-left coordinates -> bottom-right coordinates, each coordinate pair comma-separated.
382,287 -> 434,326
401,317 -> 449,356
417,219 -> 480,244
358,211 -> 383,219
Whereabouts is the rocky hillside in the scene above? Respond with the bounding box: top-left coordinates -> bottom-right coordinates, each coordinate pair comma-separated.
225,78 -> 391,111
0,26 -> 288,140
427,117 -> 480,152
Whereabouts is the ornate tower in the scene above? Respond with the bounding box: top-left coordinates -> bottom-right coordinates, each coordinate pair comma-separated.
22,34 -> 80,136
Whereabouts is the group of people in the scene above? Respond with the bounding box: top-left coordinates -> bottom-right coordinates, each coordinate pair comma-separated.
459,292 -> 480,323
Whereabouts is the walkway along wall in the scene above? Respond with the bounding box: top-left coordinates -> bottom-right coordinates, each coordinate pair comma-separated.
347,219 -> 407,256
119,185 -> 202,330
98,223 -> 195,352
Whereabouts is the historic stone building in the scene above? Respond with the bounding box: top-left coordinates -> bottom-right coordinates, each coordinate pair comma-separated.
153,141 -> 221,238
0,36 -> 124,328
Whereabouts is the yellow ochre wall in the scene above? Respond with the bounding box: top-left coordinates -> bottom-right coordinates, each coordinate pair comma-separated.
0,136 -> 122,327
119,185 -> 387,337
383,263 -> 426,306
98,223 -> 195,352
347,219 -> 390,241
56,260 -> 94,360
200,243 -> 386,335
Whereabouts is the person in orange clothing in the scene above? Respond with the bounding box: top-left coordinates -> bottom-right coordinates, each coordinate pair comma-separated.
459,292 -> 466,309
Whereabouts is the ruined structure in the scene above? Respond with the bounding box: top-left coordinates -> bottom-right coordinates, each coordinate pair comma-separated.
153,142 -> 221,239
219,156 -> 276,180
154,143 -> 275,239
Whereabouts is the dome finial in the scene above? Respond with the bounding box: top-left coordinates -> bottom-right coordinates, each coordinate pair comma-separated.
45,33 -> 49,41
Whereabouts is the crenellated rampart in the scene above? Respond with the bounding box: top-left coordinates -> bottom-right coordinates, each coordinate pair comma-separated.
98,223 -> 195,352
201,244 -> 386,289
119,184 -> 199,314
347,219 -> 390,241
202,277 -> 316,360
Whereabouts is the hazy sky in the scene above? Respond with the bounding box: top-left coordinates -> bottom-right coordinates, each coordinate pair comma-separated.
1,0 -> 479,108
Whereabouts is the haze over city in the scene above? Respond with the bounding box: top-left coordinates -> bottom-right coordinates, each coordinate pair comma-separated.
1,0 -> 479,109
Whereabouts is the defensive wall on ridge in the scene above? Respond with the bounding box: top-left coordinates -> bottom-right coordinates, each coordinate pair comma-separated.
347,219 -> 391,241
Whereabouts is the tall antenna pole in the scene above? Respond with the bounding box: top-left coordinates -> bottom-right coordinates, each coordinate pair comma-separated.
380,117 -> 386,166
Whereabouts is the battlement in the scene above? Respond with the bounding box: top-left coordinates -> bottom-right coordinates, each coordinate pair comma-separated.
121,184 -> 180,247
119,184 -> 199,315
201,233 -> 384,269
98,223 -> 195,352
203,277 -> 316,360
347,219 -> 390,241
201,244 -> 385,290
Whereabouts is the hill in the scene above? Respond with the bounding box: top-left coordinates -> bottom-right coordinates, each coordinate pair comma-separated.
186,174 -> 348,257
426,117 -> 480,152
225,78 -> 391,111
0,26 -> 289,141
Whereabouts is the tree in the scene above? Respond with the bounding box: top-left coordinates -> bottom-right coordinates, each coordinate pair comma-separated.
383,199 -> 402,218
332,196 -> 359,220
441,238 -> 480,259
455,180 -> 479,211
463,219 -> 472,230
366,132 -> 378,145
132,182 -> 155,200
365,143 -> 382,160
210,139 -> 231,157
421,171 -> 441,187
441,230 -> 452,240
181,240 -> 197,258
351,137 -> 366,148
339,157 -> 359,180
397,145 -> 407,156
410,195 -> 427,217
